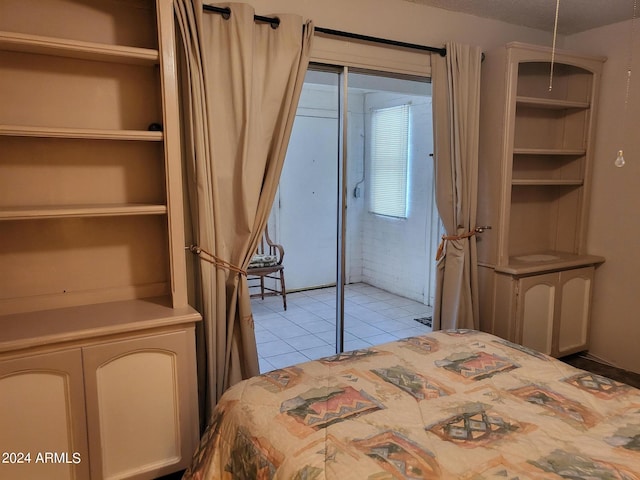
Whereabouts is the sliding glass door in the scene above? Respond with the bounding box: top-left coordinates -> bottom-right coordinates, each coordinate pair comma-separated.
343,71 -> 438,350
254,65 -> 437,371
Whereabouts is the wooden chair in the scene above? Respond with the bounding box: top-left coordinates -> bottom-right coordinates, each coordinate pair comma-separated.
247,226 -> 287,310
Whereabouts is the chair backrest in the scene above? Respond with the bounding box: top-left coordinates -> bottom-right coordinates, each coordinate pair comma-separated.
255,225 -> 284,265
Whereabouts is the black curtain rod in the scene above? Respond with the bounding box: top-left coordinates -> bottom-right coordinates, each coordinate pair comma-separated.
203,4 -> 278,27
202,5 -> 447,57
315,27 -> 446,57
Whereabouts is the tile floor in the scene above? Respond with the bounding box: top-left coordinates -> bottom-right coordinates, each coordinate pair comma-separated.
252,282 -> 433,373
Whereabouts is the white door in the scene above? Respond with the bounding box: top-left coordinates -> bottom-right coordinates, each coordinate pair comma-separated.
276,113 -> 339,290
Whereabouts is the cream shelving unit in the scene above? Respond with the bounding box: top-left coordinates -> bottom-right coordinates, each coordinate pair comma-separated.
0,1 -> 200,479
477,42 -> 605,357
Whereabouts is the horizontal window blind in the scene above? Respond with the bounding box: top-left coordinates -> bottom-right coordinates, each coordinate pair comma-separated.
370,104 -> 409,218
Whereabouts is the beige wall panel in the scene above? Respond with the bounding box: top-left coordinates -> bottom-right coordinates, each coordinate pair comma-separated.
561,110 -> 590,150
513,108 -> 587,151
311,34 -> 431,77
0,138 -> 165,207
0,0 -> 157,48
0,51 -> 161,130
553,187 -> 583,253
565,23 -> 640,373
511,153 -> 584,181
508,187 -> 561,255
245,0 -> 552,52
515,63 -> 593,102
0,216 -> 170,310
508,186 -> 582,256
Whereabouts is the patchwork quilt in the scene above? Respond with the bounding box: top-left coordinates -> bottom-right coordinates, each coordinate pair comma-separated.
184,330 -> 640,479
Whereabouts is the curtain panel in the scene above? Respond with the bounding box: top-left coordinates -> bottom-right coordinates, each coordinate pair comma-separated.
431,43 -> 482,331
174,0 -> 313,421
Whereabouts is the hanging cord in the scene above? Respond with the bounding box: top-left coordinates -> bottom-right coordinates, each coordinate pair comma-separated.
549,0 -> 561,91
617,0 -> 638,167
625,0 -> 637,119
188,245 -> 247,276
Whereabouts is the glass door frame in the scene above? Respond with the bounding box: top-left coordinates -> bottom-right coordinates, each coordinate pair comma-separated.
336,65 -> 347,353
307,62 -> 434,354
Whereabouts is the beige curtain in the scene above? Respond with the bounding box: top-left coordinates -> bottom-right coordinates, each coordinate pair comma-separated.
431,43 -> 482,331
174,0 -> 313,421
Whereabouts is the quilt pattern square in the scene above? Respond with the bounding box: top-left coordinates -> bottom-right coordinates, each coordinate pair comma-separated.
529,449 -> 640,479
436,351 -> 519,381
564,372 -> 633,399
510,384 -> 600,428
280,385 -> 383,430
427,404 -> 522,447
372,365 -> 451,401
353,430 -> 441,479
400,335 -> 440,354
225,427 -> 282,479
258,366 -> 304,393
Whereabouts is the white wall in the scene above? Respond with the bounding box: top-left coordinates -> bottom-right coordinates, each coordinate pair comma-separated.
564,21 -> 640,373
245,0 -> 552,52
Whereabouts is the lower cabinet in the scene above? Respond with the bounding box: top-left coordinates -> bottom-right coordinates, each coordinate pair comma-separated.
0,349 -> 90,480
494,266 -> 594,357
0,327 -> 199,480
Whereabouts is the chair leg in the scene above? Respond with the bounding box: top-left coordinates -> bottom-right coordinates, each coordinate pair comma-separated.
260,276 -> 265,300
280,269 -> 287,311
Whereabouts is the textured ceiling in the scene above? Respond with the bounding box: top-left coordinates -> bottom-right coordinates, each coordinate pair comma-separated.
402,0 -> 636,34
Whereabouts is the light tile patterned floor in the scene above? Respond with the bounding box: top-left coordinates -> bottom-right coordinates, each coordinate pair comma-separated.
252,283 -> 433,373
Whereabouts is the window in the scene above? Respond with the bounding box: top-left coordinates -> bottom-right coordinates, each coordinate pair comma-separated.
369,104 -> 410,218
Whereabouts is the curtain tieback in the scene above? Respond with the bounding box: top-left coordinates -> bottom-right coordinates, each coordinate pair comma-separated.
435,230 -> 477,261
188,245 -> 247,276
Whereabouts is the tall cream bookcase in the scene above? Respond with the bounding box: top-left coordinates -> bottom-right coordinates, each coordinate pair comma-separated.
0,1 -> 201,479
477,42 -> 605,357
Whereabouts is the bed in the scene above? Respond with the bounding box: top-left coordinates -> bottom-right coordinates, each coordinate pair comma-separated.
183,330 -> 640,479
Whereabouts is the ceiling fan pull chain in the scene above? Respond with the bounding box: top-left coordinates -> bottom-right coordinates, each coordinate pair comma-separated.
549,0 -> 561,91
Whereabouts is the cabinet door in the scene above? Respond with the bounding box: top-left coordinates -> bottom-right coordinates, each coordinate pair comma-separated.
83,329 -> 199,480
517,273 -> 557,355
0,349 -> 90,480
556,266 -> 593,355
492,272 -> 518,342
